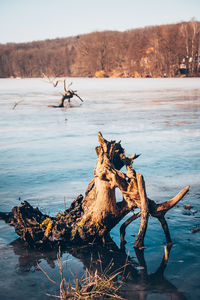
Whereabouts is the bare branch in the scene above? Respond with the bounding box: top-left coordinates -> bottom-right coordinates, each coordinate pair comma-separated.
12,98 -> 24,110
155,185 -> 190,215
120,212 -> 141,245
191,227 -> 200,233
134,173 -> 149,248
67,82 -> 73,90
157,216 -> 172,245
36,262 -> 59,287
74,92 -> 84,102
42,73 -> 64,88
64,79 -> 66,92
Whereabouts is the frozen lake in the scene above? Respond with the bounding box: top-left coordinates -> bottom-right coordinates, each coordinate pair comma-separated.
0,77 -> 200,299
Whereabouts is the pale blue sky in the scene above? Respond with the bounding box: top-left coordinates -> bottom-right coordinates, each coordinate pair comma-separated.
0,0 -> 200,44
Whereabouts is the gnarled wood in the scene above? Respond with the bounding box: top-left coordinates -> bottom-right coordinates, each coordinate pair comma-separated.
0,133 -> 190,249
120,212 -> 141,246
134,173 -> 149,248
155,185 -> 190,214
43,74 -> 84,108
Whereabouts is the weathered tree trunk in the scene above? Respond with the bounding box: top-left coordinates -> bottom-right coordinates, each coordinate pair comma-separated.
0,132 -> 190,249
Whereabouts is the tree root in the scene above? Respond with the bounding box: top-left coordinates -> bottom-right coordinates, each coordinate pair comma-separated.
0,133 -> 190,249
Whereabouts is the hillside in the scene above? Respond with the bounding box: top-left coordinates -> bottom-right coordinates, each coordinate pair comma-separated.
0,20 -> 200,78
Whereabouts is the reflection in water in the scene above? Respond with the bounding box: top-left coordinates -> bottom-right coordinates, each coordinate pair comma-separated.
11,238 -> 186,300
11,239 -> 58,272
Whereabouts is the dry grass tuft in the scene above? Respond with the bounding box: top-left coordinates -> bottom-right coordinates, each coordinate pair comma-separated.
37,248 -> 125,299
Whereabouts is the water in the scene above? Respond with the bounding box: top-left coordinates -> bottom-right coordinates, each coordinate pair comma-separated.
0,78 -> 200,299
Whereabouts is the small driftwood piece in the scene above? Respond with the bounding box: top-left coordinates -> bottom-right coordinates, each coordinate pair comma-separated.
42,74 -> 83,108
12,98 -> 24,110
0,133 -> 190,249
190,227 -> 200,233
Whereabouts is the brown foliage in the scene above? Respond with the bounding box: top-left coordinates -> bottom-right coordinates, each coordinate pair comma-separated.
0,21 -> 200,78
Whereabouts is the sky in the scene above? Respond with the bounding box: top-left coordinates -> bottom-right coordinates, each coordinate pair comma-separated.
0,0 -> 200,44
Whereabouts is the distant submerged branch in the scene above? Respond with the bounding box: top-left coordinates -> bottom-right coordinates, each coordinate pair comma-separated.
12,98 -> 24,110
42,73 -> 84,108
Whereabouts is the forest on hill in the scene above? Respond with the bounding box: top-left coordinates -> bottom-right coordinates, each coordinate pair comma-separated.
0,20 -> 200,78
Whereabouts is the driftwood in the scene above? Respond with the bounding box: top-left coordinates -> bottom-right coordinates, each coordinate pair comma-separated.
56,88 -> 83,108
0,132 -> 190,249
42,74 -> 83,107
190,227 -> 200,233
12,98 -> 24,110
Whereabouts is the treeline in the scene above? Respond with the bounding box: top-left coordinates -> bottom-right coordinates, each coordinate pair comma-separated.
0,20 -> 200,78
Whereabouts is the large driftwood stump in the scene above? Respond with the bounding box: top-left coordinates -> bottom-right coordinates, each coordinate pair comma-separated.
0,133 -> 189,249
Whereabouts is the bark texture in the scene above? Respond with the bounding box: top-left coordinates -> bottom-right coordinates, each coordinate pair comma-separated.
0,132 -> 190,249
